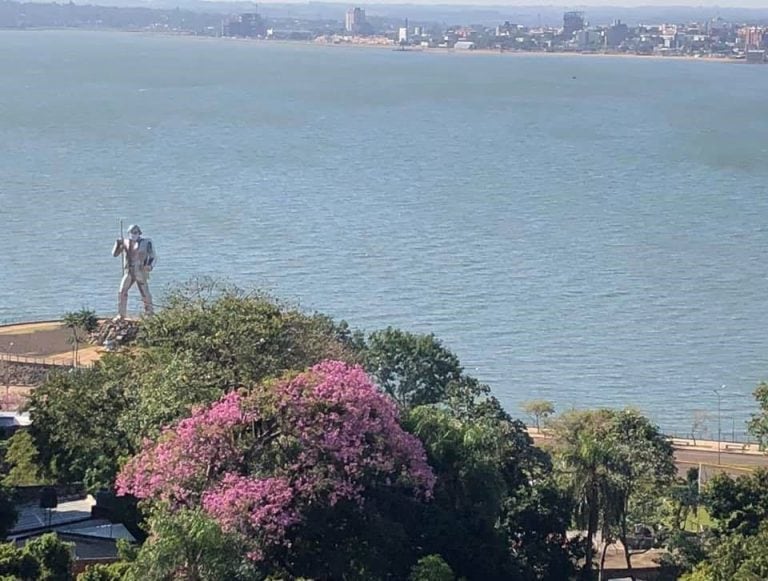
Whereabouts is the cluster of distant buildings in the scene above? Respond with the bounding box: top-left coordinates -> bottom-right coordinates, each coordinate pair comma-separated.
486,12 -> 768,62
221,8 -> 768,63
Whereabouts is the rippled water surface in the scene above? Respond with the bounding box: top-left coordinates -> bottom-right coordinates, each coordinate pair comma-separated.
2,31 -> 768,436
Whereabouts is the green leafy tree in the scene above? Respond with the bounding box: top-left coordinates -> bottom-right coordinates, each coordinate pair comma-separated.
443,376 -> 510,423
116,350 -> 225,446
407,405 -> 576,580
119,282 -> 363,446
748,381 -> 768,449
409,554 -> 455,581
683,525 -> 768,581
22,533 -> 74,581
3,430 -> 45,486
138,279 -> 359,392
126,508 -> 254,581
28,361 -> 133,487
660,530 -> 709,577
521,399 -> 555,430
680,562 -> 714,581
77,562 -> 132,581
364,327 -> 463,408
679,469 -> 768,579
0,543 -> 40,579
608,409 -> 676,573
703,468 -> 768,536
667,468 -> 701,531
279,493 -> 417,580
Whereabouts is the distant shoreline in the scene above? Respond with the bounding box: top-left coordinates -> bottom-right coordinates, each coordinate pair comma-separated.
166,31 -> 748,65
0,27 -> 747,66
401,46 -> 739,64
204,34 -> 746,65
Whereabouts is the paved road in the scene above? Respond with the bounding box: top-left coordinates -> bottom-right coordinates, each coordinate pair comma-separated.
676,448 -> 768,467
529,431 -> 768,478
675,447 -> 768,479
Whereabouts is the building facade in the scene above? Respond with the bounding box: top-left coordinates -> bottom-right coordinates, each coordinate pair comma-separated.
222,13 -> 266,38
345,7 -> 366,34
563,11 -> 585,38
740,26 -> 765,50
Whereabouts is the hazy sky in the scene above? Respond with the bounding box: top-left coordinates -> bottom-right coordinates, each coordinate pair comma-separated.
281,1 -> 768,7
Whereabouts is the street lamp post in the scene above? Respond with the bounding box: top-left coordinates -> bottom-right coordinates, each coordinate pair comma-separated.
713,386 -> 724,466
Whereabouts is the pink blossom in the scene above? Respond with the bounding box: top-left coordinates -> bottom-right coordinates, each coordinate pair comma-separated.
116,361 -> 435,557
202,474 -> 299,554
116,392 -> 252,503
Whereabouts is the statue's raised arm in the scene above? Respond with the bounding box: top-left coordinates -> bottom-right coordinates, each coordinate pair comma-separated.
113,224 -> 155,318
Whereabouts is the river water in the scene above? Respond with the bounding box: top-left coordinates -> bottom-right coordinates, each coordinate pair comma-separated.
2,31 -> 768,437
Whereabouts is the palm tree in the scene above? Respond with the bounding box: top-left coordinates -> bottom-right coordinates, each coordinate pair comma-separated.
62,309 -> 99,366
557,430 -> 623,579
554,410 -> 675,581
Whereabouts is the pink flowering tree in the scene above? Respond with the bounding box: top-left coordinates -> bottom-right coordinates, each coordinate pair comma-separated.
117,360 -> 434,561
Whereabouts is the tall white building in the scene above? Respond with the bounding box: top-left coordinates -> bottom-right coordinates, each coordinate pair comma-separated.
345,7 -> 366,34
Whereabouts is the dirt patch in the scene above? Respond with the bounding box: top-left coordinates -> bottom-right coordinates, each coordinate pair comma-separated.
602,546 -> 666,569
0,324 -> 73,357
0,321 -> 116,366
0,322 -> 62,335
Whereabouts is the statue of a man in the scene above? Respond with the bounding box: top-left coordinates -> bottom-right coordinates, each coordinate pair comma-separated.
112,224 -> 157,318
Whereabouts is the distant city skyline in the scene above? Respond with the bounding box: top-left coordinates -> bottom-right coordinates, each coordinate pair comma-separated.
14,0 -> 766,28
236,1 -> 768,7
18,0 -> 768,10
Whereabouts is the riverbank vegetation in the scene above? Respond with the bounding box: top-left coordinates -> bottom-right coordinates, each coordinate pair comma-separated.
1,279 -> 768,580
